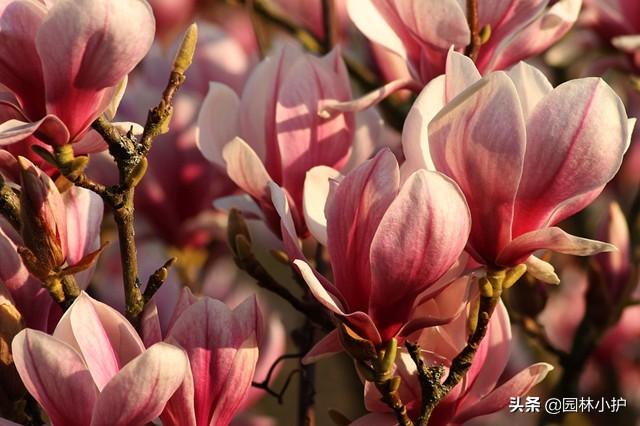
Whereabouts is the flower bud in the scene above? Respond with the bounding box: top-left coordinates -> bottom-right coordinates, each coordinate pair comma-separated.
18,157 -> 67,273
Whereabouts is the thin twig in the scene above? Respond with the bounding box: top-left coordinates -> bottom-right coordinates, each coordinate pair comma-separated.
251,353 -> 304,403
321,0 -> 337,51
464,0 -> 481,61
55,25 -> 198,326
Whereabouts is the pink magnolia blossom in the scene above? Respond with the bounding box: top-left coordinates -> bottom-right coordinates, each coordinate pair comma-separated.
273,149 -> 471,348
583,0 -> 640,68
0,156 -> 102,332
161,294 -> 261,426
11,292 -> 189,426
355,300 -> 553,425
0,0 -> 155,148
403,50 -> 635,281
347,0 -> 582,85
197,45 -> 354,237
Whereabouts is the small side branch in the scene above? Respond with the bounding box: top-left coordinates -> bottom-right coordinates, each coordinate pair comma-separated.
465,0 -> 481,61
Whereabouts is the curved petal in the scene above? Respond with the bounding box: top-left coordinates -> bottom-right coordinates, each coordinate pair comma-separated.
0,0 -> 46,116
444,49 -> 481,102
269,181 -> 303,258
12,329 -> 97,426
140,299 -> 162,347
402,75 -> 445,175
485,0 -> 582,72
293,259 -> 347,316
167,298 -> 258,426
428,72 -> 526,264
302,329 -> 342,364
0,115 -> 69,146
369,170 -> 470,339
36,0 -> 155,137
513,78 -> 629,237
53,293 -> 145,388
453,363 -> 553,424
506,61 -> 553,119
524,255 -> 560,285
276,49 -> 353,205
499,227 -> 616,266
303,166 -> 341,246
161,366 -> 196,426
52,292 -> 119,391
90,343 -> 189,426
326,149 -> 399,311
222,137 -> 273,202
347,0 -> 408,60
62,186 -> 103,286
196,82 -> 240,169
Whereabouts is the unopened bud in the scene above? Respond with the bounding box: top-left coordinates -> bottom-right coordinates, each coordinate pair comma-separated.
173,23 -> 198,75
378,338 -> 398,375
228,209 -> 251,256
503,264 -> 527,289
479,277 -> 493,298
467,296 -> 480,334
479,25 -> 492,45
234,234 -> 253,261
128,158 -> 148,188
270,249 -> 290,264
18,157 -> 65,271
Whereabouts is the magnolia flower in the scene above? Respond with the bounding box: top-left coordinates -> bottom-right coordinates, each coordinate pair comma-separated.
354,300 -> 553,425
0,156 -> 102,332
273,149 -> 471,350
583,0 -> 640,68
11,292 -> 189,426
0,0 -> 154,148
347,0 -> 582,85
403,50 -> 635,282
161,294 -> 261,426
197,45 -> 354,236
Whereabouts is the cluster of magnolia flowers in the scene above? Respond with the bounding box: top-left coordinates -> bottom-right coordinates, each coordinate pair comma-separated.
0,0 -> 638,425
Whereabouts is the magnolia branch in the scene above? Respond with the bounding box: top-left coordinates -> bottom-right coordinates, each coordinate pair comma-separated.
50,25 -> 197,325
465,0 -> 481,61
227,210 -> 334,331
321,0 -> 337,51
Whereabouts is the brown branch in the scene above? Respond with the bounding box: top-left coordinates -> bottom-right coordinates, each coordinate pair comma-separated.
321,0 -> 337,51
406,272 -> 505,423
251,353 -> 303,403
56,25 -> 197,326
405,342 -> 444,426
464,0 -> 481,61
232,245 -> 334,331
